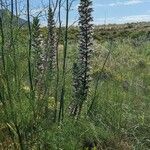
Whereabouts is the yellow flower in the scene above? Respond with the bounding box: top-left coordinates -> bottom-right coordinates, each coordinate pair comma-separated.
48,97 -> 55,109
23,85 -> 30,92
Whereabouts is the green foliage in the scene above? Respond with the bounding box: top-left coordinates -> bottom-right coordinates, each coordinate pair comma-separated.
0,7 -> 150,149
1,36 -> 150,149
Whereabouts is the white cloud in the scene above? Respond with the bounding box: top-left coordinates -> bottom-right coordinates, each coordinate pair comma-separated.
96,0 -> 143,7
119,14 -> 150,22
94,14 -> 150,25
125,0 -> 143,5
109,0 -> 143,7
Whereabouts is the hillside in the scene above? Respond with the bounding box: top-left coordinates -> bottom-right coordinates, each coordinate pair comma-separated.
40,22 -> 150,43
94,22 -> 150,42
0,9 -> 27,26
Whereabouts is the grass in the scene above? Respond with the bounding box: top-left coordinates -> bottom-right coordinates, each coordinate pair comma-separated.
0,35 -> 150,149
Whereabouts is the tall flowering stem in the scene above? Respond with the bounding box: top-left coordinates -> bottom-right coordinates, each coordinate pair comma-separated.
47,6 -> 56,72
43,5 -> 58,119
44,6 -> 56,94
32,16 -> 44,90
72,0 -> 93,117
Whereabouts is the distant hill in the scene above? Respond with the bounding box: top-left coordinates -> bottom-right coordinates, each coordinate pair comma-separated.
0,9 -> 27,26
41,22 -> 150,44
45,21 -> 150,43
94,22 -> 150,42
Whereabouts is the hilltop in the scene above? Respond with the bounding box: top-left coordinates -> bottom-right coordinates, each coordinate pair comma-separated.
0,9 -> 27,26
40,21 -> 150,43
94,22 -> 150,41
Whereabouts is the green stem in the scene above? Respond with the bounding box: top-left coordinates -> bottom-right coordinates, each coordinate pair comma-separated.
58,0 -> 69,122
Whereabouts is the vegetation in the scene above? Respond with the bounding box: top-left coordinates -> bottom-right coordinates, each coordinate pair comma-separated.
0,0 -> 150,150
40,22 -> 150,44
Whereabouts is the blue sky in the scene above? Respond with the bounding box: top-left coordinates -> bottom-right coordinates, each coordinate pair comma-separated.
20,0 -> 150,25
92,0 -> 150,24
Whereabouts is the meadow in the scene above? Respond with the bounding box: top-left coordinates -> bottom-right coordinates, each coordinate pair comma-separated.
0,0 -> 150,150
